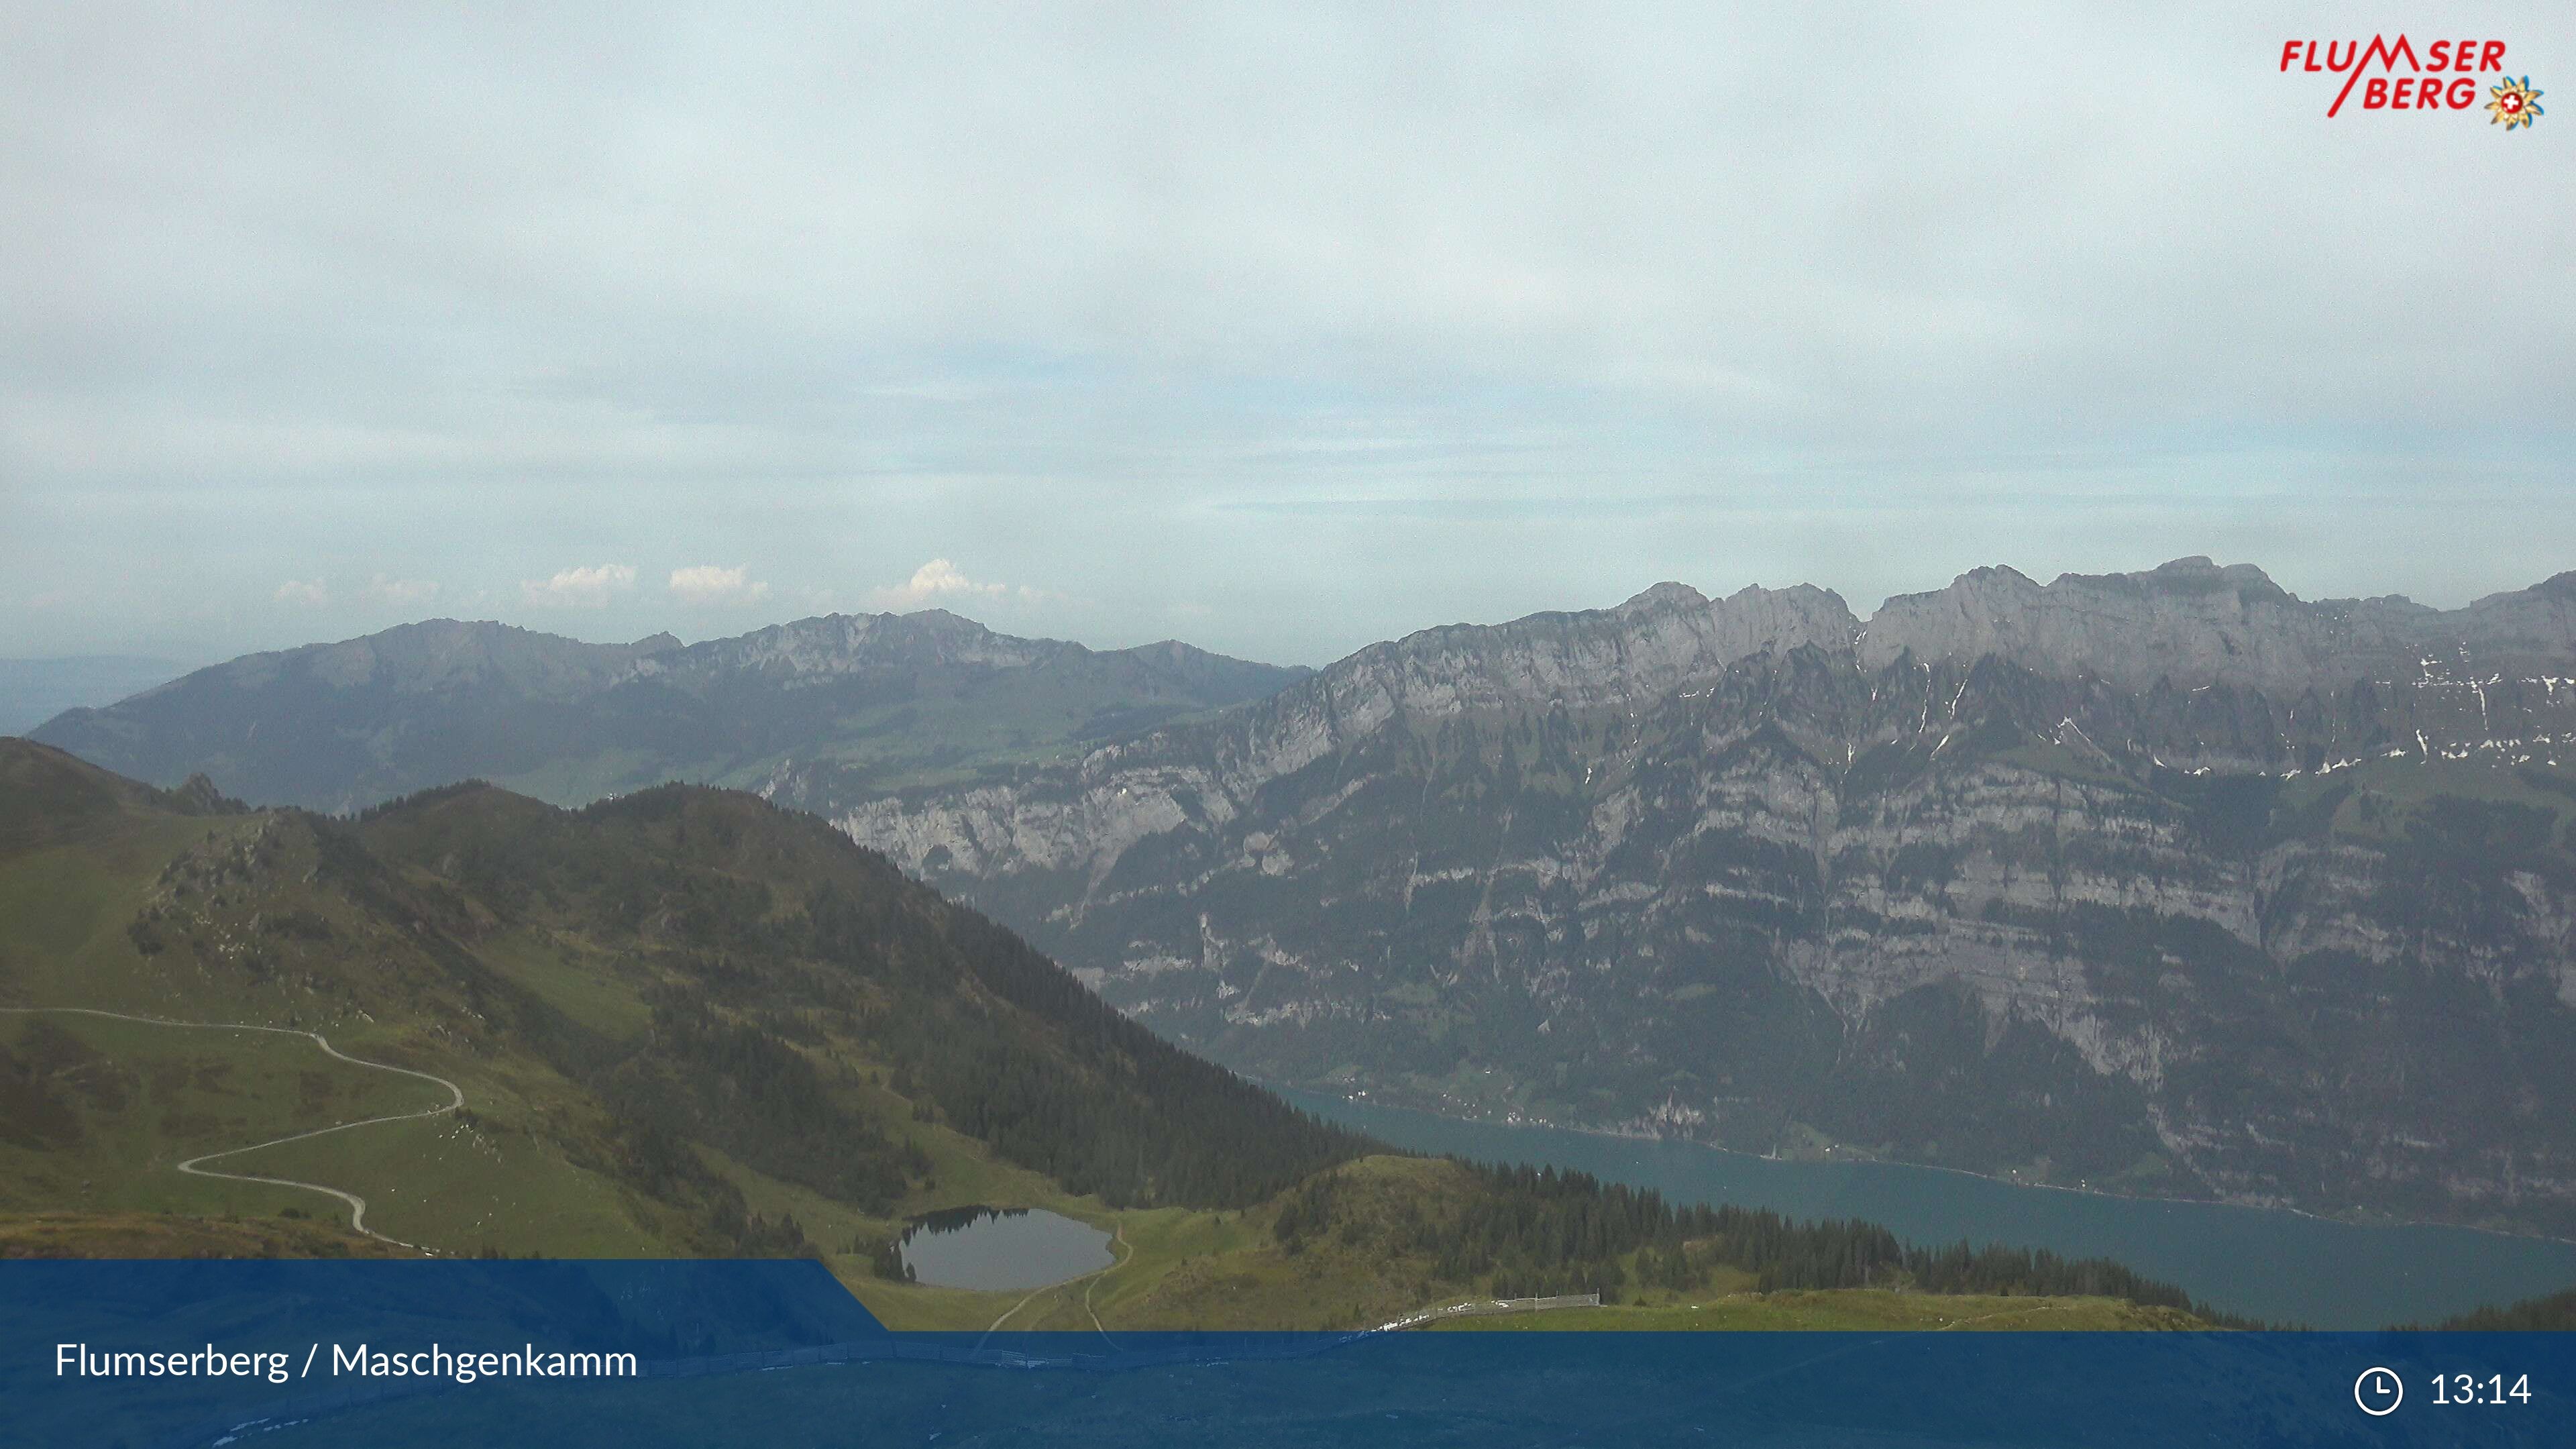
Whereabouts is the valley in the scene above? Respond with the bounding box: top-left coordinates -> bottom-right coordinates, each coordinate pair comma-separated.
0,739 -> 2237,1334
15,555 -> 2576,1331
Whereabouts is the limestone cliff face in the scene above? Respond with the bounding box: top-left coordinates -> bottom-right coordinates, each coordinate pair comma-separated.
835,562 -> 2576,1234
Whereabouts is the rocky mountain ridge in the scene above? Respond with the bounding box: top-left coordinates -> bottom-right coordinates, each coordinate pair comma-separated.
830,559 -> 2576,1234
1859,557 -> 2576,694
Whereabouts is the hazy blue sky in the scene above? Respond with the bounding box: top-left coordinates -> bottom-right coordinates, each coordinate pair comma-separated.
4,3 -> 2569,668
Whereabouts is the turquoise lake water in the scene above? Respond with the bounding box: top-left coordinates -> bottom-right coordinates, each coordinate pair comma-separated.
1281,1089 -> 2576,1328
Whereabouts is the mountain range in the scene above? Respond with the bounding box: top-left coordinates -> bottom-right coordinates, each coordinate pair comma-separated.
27,612 -> 1306,814
20,557 -> 2576,1236
830,559 -> 2576,1234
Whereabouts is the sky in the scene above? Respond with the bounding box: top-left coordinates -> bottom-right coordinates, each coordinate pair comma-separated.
3,3 -> 2570,669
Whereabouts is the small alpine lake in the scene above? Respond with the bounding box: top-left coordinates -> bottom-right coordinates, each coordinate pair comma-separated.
1281,1089 -> 2576,1329
895,1206 -> 1113,1293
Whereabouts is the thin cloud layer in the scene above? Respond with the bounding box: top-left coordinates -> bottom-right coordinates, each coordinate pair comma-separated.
368,576 -> 440,605
1,5 -> 2569,665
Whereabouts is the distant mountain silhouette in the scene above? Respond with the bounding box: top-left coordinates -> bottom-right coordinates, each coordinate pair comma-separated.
30,613 -> 1307,814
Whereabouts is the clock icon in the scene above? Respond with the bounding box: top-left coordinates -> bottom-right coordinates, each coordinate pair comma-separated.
2355,1366 -> 2404,1417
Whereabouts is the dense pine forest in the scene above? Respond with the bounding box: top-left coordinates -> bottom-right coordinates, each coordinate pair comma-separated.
1273,1161 -> 2261,1326
2422,1288 -> 2576,1332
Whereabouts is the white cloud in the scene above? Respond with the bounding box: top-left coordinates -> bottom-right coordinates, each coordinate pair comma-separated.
367,575 -> 439,605
520,563 -> 636,608
667,564 -> 771,606
869,557 -> 1009,610
274,579 -> 329,606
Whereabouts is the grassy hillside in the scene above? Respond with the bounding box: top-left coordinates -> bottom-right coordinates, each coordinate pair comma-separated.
0,740 -> 2231,1332
0,1010 -> 443,1223
0,739 -> 1367,1263
0,1210 -> 411,1260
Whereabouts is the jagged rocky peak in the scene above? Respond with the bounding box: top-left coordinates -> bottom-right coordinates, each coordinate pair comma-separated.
168,772 -> 245,815
2445,572 -> 2576,663
1589,578 -> 1862,666
1703,581 -> 1862,656
2098,555 -> 2295,604
1612,580 -> 1710,614
1614,577 -> 1856,633
1870,558 -> 2292,631
1856,557 -> 2576,692
1862,559 -> 2381,692
1302,580 -> 1858,723
2467,570 -> 2576,616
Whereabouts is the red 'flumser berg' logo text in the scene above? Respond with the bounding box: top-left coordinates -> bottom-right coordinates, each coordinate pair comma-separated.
2281,36 -> 2544,127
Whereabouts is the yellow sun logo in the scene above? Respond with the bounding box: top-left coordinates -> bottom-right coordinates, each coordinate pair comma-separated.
2485,76 -> 2544,129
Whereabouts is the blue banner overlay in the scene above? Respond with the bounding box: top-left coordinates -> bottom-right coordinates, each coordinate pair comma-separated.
5,1261 -> 2570,1447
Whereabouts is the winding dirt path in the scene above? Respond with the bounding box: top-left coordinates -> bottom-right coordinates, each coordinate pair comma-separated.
0,1006 -> 465,1250
977,1221 -> 1133,1343
1081,1222 -> 1131,1345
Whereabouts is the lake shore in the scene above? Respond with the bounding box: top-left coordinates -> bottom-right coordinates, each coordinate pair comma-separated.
1274,1085 -> 2576,1329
